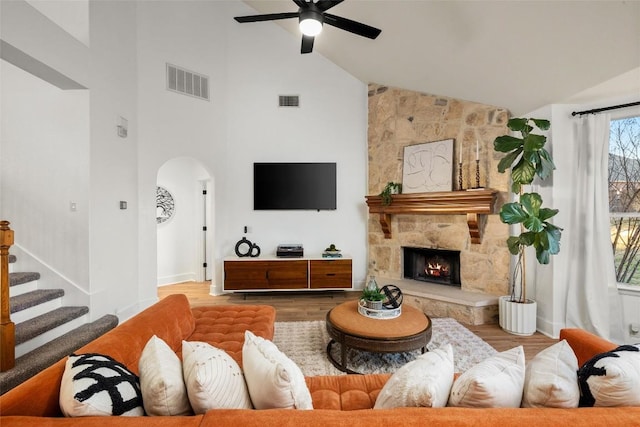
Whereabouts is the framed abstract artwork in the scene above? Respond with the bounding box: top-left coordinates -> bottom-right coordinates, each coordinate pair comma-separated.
402,139 -> 454,193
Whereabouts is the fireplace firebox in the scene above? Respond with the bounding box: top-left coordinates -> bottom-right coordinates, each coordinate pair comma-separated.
403,246 -> 461,287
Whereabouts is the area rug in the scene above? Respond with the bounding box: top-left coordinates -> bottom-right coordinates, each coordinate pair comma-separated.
272,318 -> 497,377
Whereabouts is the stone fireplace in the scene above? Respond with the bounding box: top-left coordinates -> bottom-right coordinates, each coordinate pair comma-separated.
403,246 -> 460,287
367,84 -> 513,324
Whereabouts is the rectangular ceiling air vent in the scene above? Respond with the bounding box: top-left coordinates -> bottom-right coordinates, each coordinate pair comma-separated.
166,63 -> 209,101
279,95 -> 300,107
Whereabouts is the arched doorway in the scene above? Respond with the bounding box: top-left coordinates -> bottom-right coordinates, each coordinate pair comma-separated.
156,157 -> 213,286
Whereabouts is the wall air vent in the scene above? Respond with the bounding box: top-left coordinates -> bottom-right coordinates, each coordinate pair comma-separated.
166,63 -> 209,101
279,95 -> 300,107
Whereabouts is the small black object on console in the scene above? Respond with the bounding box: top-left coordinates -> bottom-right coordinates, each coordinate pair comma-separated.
235,236 -> 260,257
276,244 -> 304,258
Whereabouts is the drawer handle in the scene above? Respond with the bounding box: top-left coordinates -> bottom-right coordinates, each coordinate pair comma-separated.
326,273 -> 336,276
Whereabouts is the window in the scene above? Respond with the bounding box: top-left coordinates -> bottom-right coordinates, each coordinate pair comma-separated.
609,115 -> 640,286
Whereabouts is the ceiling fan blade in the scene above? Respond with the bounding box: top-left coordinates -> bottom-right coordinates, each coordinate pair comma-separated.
234,12 -> 299,23
317,0 -> 345,12
324,13 -> 381,39
301,35 -> 315,54
292,0 -> 309,9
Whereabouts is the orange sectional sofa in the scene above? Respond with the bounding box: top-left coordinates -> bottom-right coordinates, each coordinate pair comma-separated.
2,294 -> 639,426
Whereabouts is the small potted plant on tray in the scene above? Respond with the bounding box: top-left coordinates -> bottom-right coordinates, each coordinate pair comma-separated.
362,287 -> 386,310
361,276 -> 386,309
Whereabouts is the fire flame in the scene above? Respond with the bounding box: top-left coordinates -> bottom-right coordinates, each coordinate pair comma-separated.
425,262 -> 449,277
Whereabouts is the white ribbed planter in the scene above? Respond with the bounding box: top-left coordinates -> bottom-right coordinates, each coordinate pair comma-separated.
498,296 -> 537,336
364,300 -> 383,310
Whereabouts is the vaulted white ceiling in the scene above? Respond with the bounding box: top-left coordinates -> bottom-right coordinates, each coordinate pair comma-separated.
243,0 -> 640,115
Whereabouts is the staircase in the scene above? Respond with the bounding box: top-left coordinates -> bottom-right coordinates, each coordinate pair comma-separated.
0,253 -> 119,394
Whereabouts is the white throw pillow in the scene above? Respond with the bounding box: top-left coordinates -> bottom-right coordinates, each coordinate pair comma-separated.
138,335 -> 192,416
182,341 -> 253,413
448,346 -> 525,408
522,339 -> 579,408
242,330 -> 313,410
374,344 -> 454,409
59,353 -> 144,417
577,344 -> 640,407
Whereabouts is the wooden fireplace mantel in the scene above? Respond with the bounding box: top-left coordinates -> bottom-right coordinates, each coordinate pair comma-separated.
365,189 -> 498,244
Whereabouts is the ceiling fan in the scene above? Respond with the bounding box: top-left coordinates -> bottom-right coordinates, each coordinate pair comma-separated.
234,0 -> 381,54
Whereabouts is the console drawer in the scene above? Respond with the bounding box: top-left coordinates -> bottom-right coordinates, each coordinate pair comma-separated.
309,259 -> 352,289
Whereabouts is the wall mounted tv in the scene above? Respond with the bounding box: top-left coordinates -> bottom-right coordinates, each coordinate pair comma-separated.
253,162 -> 337,211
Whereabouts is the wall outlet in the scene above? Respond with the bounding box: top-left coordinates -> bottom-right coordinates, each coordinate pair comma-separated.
117,116 -> 128,138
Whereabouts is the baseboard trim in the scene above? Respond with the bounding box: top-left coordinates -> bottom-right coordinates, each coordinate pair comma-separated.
157,273 -> 196,287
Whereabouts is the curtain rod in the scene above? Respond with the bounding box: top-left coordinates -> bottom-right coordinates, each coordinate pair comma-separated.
571,101 -> 640,117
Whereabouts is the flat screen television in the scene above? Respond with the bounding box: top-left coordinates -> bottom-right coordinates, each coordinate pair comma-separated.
254,162 -> 337,210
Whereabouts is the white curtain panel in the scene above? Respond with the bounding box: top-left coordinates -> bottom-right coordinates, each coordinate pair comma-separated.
564,113 -> 623,341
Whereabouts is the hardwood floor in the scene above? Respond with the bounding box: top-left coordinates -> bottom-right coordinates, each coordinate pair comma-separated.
158,281 -> 557,360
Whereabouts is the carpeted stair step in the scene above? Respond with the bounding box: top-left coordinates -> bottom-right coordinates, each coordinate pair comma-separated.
15,306 -> 89,345
10,289 -> 65,314
9,272 -> 40,287
0,314 -> 119,395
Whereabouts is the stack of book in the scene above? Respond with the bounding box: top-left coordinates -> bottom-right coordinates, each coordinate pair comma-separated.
322,250 -> 342,258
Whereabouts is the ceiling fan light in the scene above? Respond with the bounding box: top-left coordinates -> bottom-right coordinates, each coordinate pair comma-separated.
299,10 -> 323,36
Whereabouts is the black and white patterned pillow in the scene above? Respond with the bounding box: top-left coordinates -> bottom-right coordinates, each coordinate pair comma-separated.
59,353 -> 145,416
577,344 -> 640,407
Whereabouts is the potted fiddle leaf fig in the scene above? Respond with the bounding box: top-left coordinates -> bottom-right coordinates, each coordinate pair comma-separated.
494,117 -> 562,336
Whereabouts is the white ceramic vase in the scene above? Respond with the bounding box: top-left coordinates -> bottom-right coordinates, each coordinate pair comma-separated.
498,295 -> 537,336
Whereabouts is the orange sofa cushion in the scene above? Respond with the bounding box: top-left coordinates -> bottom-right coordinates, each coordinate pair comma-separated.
559,328 -> 617,366
0,415 -> 204,427
0,294 -> 197,417
189,305 -> 275,366
203,406 -> 640,426
4,294 -> 638,427
0,294 -> 275,418
305,373 -> 390,410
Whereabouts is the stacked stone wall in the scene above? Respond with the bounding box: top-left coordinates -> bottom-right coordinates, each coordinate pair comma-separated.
367,84 -> 511,296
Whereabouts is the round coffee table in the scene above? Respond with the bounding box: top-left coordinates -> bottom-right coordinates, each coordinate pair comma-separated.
325,300 -> 432,374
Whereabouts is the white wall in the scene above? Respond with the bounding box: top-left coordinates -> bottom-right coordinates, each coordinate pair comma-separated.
5,1 -> 637,333
0,0 -> 89,87
136,0 -> 227,304
136,1 -> 369,298
223,14 -> 369,293
0,60 -> 90,308
1,0 -> 141,321
620,290 -> 640,343
25,0 -> 90,47
3,0 -> 367,322
157,157 -> 211,285
87,0 -> 140,320
135,2 -> 227,309
546,104 -> 577,337
522,103 -> 576,338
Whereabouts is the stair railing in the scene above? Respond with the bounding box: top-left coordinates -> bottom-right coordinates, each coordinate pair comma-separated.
1,220 -> 15,371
